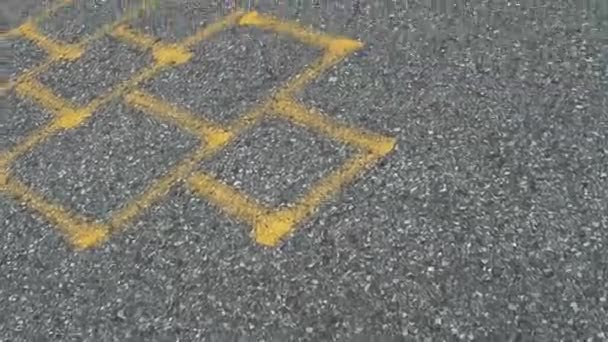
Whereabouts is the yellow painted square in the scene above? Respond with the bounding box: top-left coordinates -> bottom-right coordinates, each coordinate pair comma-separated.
186,100 -> 395,247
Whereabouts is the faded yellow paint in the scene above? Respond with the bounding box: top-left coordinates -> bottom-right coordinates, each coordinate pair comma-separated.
3,8 -> 395,250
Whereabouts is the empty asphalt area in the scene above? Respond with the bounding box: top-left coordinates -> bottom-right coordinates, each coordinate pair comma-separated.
1,0 -> 607,341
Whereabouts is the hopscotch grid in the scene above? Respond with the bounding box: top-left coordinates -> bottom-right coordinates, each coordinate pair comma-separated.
1,6 -> 396,249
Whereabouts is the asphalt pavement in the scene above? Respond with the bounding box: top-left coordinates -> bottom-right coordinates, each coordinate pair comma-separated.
1,0 -> 607,341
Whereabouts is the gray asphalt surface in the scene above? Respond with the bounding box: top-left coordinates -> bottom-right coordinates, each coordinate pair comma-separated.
1,0 -> 608,341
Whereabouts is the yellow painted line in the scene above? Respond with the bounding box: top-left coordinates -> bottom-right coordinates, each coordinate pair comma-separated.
7,0 -> 155,90
272,97 -> 396,155
255,153 -> 379,246
16,20 -> 84,60
109,148 -> 203,228
1,177 -> 110,250
188,171 -> 271,227
238,11 -> 363,55
84,64 -> 163,113
113,92 -> 268,231
237,12 -> 363,97
8,59 -> 54,94
188,171 -> 301,245
1,66 -> 177,250
15,77 -> 76,114
2,0 -> 74,38
14,0 -> 154,60
0,122 -> 62,169
275,53 -> 346,98
112,9 -> 243,66
179,57 -> 394,248
186,153 -> 385,247
151,44 -> 193,66
109,147 -> 213,229
181,10 -> 245,48
124,90 -> 232,147
5,65 -> 162,170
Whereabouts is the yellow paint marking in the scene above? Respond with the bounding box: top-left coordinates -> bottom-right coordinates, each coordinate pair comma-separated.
54,108 -> 92,129
237,11 -> 363,98
69,228 -> 110,250
83,65 -> 163,116
111,24 -> 157,50
112,92 -> 269,231
272,97 -> 397,155
252,210 -> 296,246
293,153 -> 378,217
2,8 -> 394,250
229,103 -> 270,133
255,153 -> 379,246
152,44 -> 192,66
15,78 -> 76,114
109,148 -> 207,229
14,0 -> 155,61
16,20 -> 84,60
0,123 -> 62,168
5,66 -> 162,175
238,11 -> 363,53
113,33 -> 189,71
10,59 -> 54,94
188,172 -> 271,227
2,177 -> 110,249
125,90 -> 231,146
181,10 -> 245,48
186,152 -> 386,246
